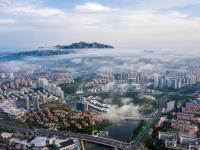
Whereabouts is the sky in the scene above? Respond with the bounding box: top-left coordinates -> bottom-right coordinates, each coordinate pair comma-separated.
0,0 -> 200,51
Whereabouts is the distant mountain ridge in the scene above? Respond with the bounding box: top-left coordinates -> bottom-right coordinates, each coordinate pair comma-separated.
0,50 -> 72,61
0,42 -> 114,61
55,41 -> 114,49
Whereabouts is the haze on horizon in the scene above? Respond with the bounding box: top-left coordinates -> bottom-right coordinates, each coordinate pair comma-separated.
0,0 -> 200,51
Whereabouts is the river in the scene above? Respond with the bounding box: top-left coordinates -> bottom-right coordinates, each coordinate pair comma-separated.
84,120 -> 141,150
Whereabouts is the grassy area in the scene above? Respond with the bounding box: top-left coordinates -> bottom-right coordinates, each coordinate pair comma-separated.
177,95 -> 192,105
168,93 -> 192,107
139,104 -> 155,114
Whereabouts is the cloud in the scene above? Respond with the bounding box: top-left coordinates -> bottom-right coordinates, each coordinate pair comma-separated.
0,18 -> 15,24
104,103 -> 140,122
10,6 -> 64,17
137,63 -> 164,73
75,2 -> 111,12
0,0 -> 11,8
0,0 -> 200,50
70,58 -> 82,64
0,0 -> 65,17
169,11 -> 189,18
121,98 -> 133,105
135,0 -> 200,10
0,61 -> 36,72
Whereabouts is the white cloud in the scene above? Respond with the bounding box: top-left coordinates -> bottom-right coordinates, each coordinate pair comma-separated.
135,0 -> 200,10
0,0 -> 11,8
169,11 -> 189,18
0,0 -> 199,50
10,6 -> 64,17
0,0 -> 65,17
75,2 -> 111,12
0,18 -> 15,24
104,103 -> 140,122
0,61 -> 36,72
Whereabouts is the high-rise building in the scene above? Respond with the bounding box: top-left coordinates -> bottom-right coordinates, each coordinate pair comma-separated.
171,78 -> 178,89
38,78 -> 48,89
25,96 -> 30,110
158,78 -> 164,88
32,95 -> 40,109
153,75 -> 159,88
177,78 -> 182,89
9,72 -> 14,79
37,78 -> 64,98
164,77 -> 171,88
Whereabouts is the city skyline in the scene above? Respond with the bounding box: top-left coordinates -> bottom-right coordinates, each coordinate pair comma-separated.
1,1 -> 200,150
0,0 -> 200,51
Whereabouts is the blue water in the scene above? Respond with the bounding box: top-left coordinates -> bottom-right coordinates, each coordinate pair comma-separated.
85,120 -> 141,150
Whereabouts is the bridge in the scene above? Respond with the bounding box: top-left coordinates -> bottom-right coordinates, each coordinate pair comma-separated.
0,122 -> 133,150
122,116 -> 152,121
0,95 -> 168,150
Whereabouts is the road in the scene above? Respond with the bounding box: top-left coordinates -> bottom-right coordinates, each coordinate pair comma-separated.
0,122 -> 131,150
122,116 -> 152,121
131,95 -> 167,147
0,95 -> 168,150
